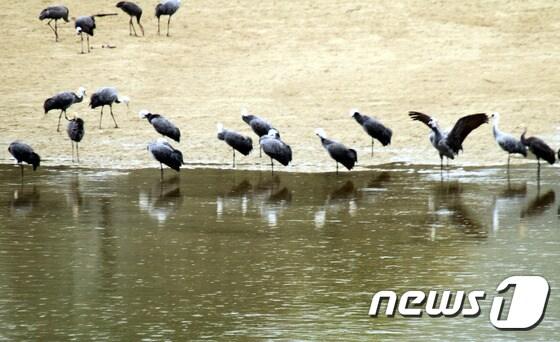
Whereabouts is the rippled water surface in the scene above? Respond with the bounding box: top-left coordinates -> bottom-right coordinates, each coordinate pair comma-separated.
0,164 -> 558,340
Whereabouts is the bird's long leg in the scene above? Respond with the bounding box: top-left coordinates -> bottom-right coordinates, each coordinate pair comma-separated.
160,163 -> 164,180
157,17 -> 161,35
167,15 -> 172,37
232,148 -> 236,168
259,145 -> 262,158
270,158 -> 274,175
57,111 -> 63,132
371,138 -> 374,157
537,158 -> 541,180
71,142 -> 75,163
77,143 -> 80,163
63,109 -> 69,121
55,20 -> 58,42
128,17 -> 132,36
137,18 -> 144,36
80,32 -> 84,54
20,164 -> 24,182
99,106 -> 104,129
87,35 -> 90,53
109,105 -> 119,128
46,20 -> 57,41
336,162 -> 339,175
507,154 -> 511,172
439,154 -> 443,171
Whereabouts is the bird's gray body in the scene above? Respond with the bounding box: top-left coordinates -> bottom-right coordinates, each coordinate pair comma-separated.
90,87 -> 120,107
75,16 -> 96,36
242,114 -> 275,137
8,142 -> 41,171
143,113 -> 181,142
409,111 -> 488,165
148,139 -> 184,172
90,87 -> 128,128
156,0 -> 181,16
44,90 -> 84,113
117,1 -> 142,17
260,131 -> 292,166
352,112 -> 392,146
521,131 -> 556,165
39,6 -> 69,21
491,113 -> 527,158
218,128 -> 253,156
316,130 -> 357,171
67,118 -> 85,143
116,1 -> 144,36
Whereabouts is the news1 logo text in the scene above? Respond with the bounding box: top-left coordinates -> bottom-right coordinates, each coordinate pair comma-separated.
369,276 -> 550,330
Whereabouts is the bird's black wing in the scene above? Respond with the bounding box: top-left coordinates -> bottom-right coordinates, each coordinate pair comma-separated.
408,111 -> 434,128
447,113 -> 488,153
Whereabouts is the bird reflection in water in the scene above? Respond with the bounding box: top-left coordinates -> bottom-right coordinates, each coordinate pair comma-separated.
138,175 -> 182,225
314,180 -> 360,229
521,189 -> 556,219
216,175 -> 293,227
65,176 -> 84,220
9,185 -> 40,217
492,180 -> 527,232
427,181 -> 487,239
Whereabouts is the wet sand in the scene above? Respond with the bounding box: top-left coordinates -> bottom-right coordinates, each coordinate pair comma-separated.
1,1 -> 560,171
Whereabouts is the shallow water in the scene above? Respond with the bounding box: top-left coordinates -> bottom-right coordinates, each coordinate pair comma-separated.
0,164 -> 558,340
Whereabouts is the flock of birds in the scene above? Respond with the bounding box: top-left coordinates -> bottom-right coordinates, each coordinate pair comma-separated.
6,1 -> 560,182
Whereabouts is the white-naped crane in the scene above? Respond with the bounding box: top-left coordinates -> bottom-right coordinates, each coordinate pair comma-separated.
44,87 -> 86,132
409,111 -> 488,169
490,112 -> 527,168
139,110 -> 181,142
90,87 -> 130,129
217,123 -> 253,168
350,109 -> 392,156
260,129 -> 291,174
156,0 -> 181,36
8,141 -> 41,182
520,128 -> 556,177
39,5 -> 69,42
241,108 -> 277,157
75,13 -> 118,54
116,1 -> 144,36
147,138 -> 185,179
315,128 -> 357,174
67,118 -> 85,163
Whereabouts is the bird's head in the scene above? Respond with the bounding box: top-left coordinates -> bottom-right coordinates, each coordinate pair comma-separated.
314,128 -> 327,139
349,108 -> 360,118
77,87 -> 86,97
267,129 -> 280,138
428,119 -> 438,129
119,96 -> 130,107
241,114 -> 255,124
75,26 -> 82,35
138,109 -> 150,119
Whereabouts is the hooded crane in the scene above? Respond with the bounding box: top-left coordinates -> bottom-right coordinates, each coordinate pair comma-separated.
217,123 -> 253,168
139,110 -> 181,142
67,118 -> 85,163
241,109 -> 277,157
39,5 -> 69,42
520,129 -> 556,177
90,87 -> 130,129
315,128 -> 357,174
490,112 -> 527,168
44,87 -> 86,132
156,0 -> 181,36
147,138 -> 185,179
116,1 -> 144,36
75,13 -> 117,54
8,141 -> 41,181
409,111 -> 488,169
260,129 -> 292,174
350,109 -> 392,156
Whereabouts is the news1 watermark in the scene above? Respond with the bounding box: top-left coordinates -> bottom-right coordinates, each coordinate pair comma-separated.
369,276 -> 550,330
